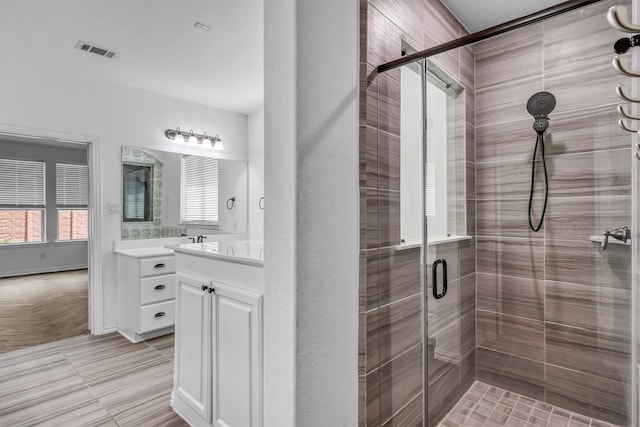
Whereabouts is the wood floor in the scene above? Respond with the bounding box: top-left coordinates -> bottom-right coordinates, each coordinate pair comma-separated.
0,269 -> 89,353
0,332 -> 187,426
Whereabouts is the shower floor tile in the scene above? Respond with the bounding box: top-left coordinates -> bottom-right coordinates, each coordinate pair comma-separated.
437,381 -> 618,427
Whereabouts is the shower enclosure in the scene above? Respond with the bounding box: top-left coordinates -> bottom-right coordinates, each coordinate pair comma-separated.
359,0 -> 638,425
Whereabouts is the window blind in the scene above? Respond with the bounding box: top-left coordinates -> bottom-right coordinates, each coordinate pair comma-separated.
182,156 -> 219,224
0,158 -> 45,206
56,163 -> 89,207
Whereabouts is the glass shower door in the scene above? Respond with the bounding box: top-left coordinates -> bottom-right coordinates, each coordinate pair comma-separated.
412,2 -> 636,425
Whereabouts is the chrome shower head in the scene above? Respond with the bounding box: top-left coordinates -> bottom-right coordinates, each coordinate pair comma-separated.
527,91 -> 556,134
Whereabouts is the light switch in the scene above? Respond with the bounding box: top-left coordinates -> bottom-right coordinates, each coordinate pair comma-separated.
108,202 -> 121,214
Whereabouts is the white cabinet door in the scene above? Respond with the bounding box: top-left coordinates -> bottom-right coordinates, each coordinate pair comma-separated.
211,283 -> 263,427
174,273 -> 212,422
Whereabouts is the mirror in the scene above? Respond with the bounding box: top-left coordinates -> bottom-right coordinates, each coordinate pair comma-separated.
121,146 -> 248,240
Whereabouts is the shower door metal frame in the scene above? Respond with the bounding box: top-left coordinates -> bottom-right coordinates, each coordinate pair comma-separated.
421,57 -> 429,427
377,0 -> 602,75
631,1 -> 639,423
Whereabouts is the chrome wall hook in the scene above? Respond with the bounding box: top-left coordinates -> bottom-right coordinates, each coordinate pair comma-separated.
607,5 -> 640,33
618,119 -> 639,132
616,84 -> 640,103
617,103 -> 640,120
613,56 -> 640,77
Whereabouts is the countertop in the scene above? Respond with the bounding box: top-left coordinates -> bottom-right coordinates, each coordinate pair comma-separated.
113,246 -> 175,258
167,240 -> 264,267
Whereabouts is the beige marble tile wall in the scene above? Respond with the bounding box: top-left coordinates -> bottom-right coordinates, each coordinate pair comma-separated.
474,1 -> 632,425
359,0 -> 476,425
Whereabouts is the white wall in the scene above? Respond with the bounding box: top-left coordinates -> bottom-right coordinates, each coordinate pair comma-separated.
218,160 -> 248,234
0,61 -> 249,328
248,110 -> 264,237
264,0 -> 359,425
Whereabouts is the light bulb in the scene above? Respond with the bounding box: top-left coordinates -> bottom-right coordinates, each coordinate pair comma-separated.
173,128 -> 184,143
213,141 -> 224,151
188,130 -> 197,144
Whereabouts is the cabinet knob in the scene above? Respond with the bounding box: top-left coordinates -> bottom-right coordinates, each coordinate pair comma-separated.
208,286 -> 215,293
154,263 -> 166,269
201,284 -> 208,291
154,312 -> 166,318
154,284 -> 166,290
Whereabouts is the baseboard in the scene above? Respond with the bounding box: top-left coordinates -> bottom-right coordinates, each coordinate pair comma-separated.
0,265 -> 88,278
98,323 -> 118,335
118,326 -> 174,343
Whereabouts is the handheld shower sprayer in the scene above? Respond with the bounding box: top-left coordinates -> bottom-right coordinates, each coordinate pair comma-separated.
526,92 -> 556,134
526,92 -> 556,232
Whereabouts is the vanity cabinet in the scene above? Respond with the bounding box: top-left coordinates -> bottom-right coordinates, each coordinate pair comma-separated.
170,245 -> 264,427
115,248 -> 176,343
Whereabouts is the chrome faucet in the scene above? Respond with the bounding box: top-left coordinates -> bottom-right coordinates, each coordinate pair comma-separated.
197,235 -> 207,243
601,226 -> 631,250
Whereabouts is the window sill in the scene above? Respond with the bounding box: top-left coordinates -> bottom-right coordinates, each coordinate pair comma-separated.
0,240 -> 87,248
0,241 -> 46,248
395,235 -> 473,251
395,239 -> 421,251
428,235 -> 473,245
179,223 -> 220,230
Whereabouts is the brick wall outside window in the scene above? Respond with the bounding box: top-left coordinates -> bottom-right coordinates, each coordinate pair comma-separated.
0,210 -> 43,243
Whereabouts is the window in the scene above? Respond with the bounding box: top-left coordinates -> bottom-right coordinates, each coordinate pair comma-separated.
122,163 -> 153,222
423,66 -> 466,240
56,163 -> 89,241
0,159 -> 45,244
399,60 -> 467,243
181,155 -> 219,226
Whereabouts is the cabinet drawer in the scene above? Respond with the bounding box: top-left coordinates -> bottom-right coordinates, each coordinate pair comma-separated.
140,256 -> 175,277
140,274 -> 175,305
139,300 -> 175,333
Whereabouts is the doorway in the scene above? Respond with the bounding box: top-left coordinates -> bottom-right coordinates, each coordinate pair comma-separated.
0,133 -> 95,352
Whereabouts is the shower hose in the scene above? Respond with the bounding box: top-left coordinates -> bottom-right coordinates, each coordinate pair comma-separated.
528,132 -> 548,232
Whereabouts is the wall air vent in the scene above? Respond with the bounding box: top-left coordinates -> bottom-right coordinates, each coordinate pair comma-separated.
74,41 -> 119,59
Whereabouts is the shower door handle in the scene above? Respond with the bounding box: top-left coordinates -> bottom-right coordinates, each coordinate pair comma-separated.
432,259 -> 447,300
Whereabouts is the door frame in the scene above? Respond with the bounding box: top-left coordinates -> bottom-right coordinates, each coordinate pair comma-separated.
0,123 -> 104,334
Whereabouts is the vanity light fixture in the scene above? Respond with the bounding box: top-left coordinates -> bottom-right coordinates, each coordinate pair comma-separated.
164,127 -> 222,149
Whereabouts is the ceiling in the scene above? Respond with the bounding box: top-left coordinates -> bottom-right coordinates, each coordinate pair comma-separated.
1,1 -> 576,115
0,0 -> 263,115
440,0 -> 567,32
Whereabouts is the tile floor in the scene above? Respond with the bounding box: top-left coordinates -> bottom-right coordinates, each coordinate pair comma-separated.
438,382 -> 618,427
1,333 -> 623,427
0,332 -> 186,426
